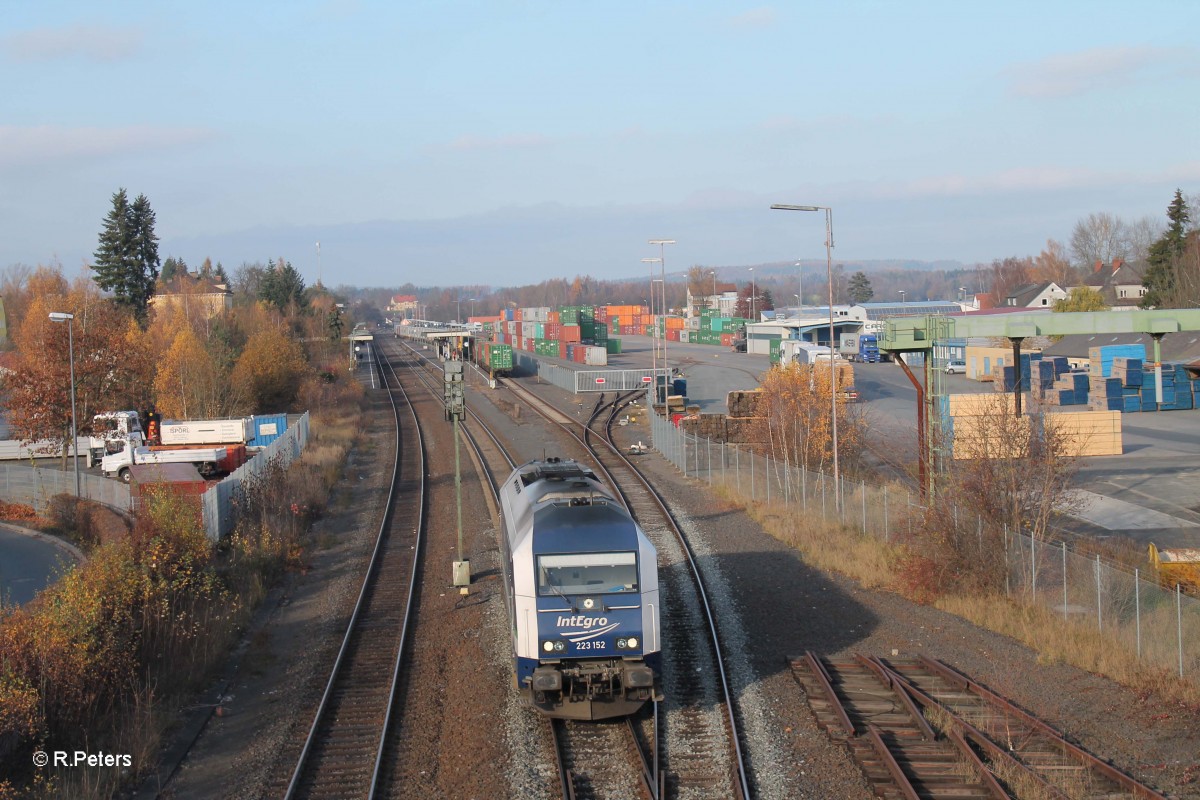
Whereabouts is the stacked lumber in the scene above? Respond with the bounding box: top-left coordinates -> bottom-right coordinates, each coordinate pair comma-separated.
1043,411 -> 1122,456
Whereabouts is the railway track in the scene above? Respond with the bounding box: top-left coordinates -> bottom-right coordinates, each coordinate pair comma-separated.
282,340 -> 427,799
497,377 -> 750,799
791,653 -> 1167,800
393,337 -> 751,798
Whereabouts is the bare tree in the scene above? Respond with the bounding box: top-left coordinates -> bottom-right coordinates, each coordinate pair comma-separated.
1032,239 -> 1075,286
987,256 -> 1033,306
1069,212 -> 1130,269
1124,215 -> 1163,266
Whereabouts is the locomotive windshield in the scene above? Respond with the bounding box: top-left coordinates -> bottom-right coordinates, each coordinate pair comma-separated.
537,552 -> 638,595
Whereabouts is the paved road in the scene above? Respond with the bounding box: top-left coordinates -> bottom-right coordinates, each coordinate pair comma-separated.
604,334 -> 1200,548
0,525 -> 77,606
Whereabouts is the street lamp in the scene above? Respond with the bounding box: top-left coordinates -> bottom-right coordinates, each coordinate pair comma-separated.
49,312 -> 80,497
770,203 -> 839,512
796,259 -> 803,310
648,239 -> 676,392
794,294 -> 801,318
899,290 -> 906,304
643,258 -> 662,397
749,267 -> 755,321
709,270 -> 717,312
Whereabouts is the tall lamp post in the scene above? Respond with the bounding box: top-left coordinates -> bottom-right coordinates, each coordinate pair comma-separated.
794,294 -> 801,318
898,290 -> 906,304
49,312 -> 80,497
749,267 -> 755,321
709,270 -> 717,312
770,203 -> 839,512
643,258 -> 662,397
648,239 -> 676,392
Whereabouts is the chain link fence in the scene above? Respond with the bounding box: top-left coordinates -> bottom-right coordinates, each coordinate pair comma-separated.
646,392 -> 1199,679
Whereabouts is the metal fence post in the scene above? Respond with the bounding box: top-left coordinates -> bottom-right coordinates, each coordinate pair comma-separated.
750,447 -> 755,500
735,445 -> 740,493
766,454 -> 771,503
883,486 -> 888,541
1062,542 -> 1068,622
1004,524 -> 1010,597
1095,554 -> 1102,632
1135,567 -> 1141,661
1032,532 -> 1041,599
707,437 -> 712,486
821,477 -> 826,521
861,481 -> 867,533
801,467 -> 806,510
1179,583 -> 1185,678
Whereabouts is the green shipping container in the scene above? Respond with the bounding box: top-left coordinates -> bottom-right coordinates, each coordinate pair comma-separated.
769,339 -> 782,365
484,343 -> 513,371
605,338 -> 622,354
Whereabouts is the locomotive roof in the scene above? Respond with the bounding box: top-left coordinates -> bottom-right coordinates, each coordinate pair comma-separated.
532,502 -> 640,554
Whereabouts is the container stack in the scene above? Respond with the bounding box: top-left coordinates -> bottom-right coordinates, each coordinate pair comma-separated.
486,304 -> 657,368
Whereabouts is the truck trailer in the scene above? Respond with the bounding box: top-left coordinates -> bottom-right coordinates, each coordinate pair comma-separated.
101,441 -> 247,483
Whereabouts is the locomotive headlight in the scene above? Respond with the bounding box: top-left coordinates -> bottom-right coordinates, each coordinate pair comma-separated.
627,636 -> 639,650
543,640 -> 555,653
583,598 -> 595,610
553,640 -> 566,652
616,638 -> 628,649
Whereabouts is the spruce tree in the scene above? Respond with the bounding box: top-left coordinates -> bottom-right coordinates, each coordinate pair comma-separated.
93,188 -> 161,324
847,271 -> 874,303
1141,189 -> 1190,308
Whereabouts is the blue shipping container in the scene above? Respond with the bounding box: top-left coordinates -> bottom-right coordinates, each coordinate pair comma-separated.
248,414 -> 288,448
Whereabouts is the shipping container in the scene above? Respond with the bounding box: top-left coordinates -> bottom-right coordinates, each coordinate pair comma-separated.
249,414 -> 288,448
584,346 -> 608,366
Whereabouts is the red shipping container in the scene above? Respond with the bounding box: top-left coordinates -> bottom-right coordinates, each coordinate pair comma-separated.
546,322 -> 561,339
667,329 -> 680,342
548,311 -> 560,324
558,340 -> 567,359
561,325 -> 582,343
596,307 -> 609,322
721,333 -> 734,346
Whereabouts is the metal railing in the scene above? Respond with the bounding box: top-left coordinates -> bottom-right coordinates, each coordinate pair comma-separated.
0,465 -> 132,512
513,351 -> 665,393
647,391 -> 1199,680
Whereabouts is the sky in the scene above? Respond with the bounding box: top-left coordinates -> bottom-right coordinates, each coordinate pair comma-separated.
3,1 -> 1200,288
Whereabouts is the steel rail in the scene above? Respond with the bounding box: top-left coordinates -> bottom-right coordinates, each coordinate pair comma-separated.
389,340 -> 598,800
284,336 -> 426,800
367,343 -> 436,797
914,656 -> 1168,800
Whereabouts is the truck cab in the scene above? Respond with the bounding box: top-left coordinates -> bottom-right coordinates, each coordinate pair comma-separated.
87,411 -> 145,468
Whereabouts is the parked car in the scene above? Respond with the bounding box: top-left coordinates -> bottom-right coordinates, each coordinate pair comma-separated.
945,360 -> 967,374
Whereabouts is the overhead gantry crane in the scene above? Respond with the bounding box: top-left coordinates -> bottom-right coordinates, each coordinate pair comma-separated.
878,308 -> 1200,501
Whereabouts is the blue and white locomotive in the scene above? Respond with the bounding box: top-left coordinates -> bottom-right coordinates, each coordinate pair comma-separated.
499,458 -> 662,720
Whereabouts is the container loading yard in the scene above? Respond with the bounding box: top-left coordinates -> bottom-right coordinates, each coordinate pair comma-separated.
467,304 -> 758,368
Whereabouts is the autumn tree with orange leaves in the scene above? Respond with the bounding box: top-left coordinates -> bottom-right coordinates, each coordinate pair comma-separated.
5,276 -> 153,456
229,326 -> 309,412
752,363 -> 867,476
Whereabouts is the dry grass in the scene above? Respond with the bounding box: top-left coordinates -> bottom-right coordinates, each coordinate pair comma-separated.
713,481 -> 902,591
936,594 -> 1200,707
707,478 -> 1200,709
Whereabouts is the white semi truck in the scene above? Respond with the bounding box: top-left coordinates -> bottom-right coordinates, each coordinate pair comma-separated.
101,440 -> 247,483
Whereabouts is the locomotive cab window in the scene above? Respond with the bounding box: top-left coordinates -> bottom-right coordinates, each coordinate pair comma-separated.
538,552 -> 638,595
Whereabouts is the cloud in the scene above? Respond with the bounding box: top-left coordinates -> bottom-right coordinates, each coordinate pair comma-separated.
2,24 -> 143,63
443,133 -> 554,152
858,162 -> 1200,200
1005,45 -> 1190,99
727,7 -> 777,29
0,125 -> 216,169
